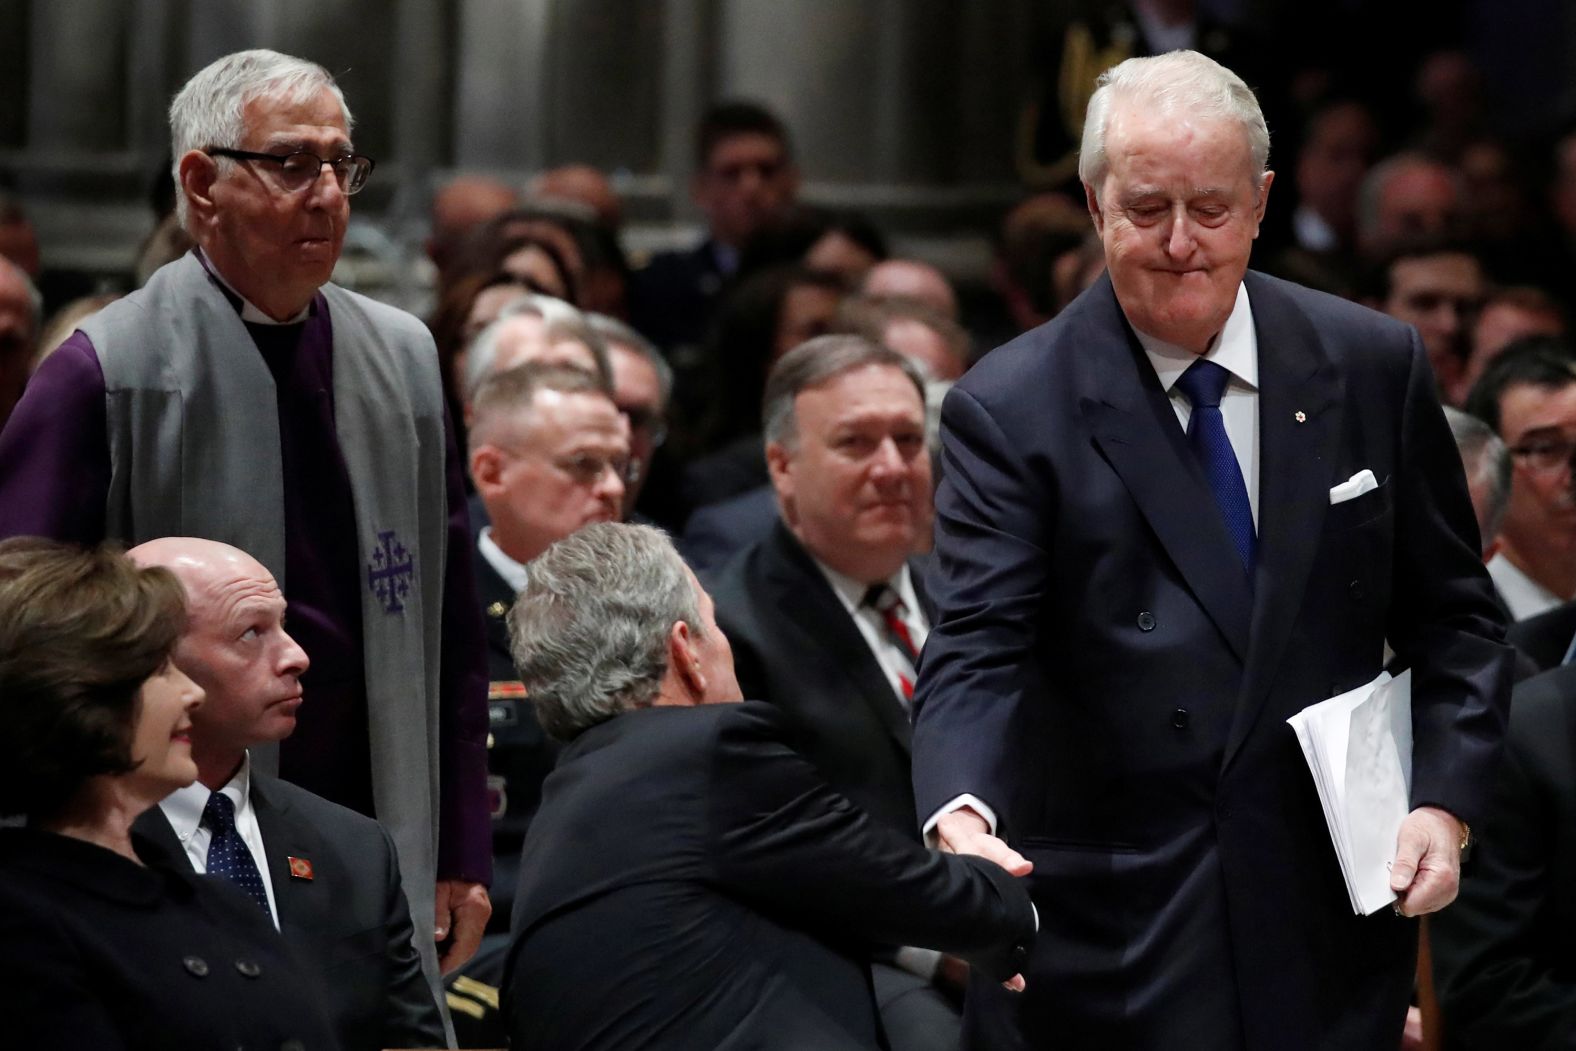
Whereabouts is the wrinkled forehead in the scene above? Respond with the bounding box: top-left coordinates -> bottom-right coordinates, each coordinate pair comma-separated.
241,86 -> 351,148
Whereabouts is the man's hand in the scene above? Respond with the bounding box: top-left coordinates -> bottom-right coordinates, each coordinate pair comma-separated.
434,879 -> 492,974
1389,806 -> 1464,917
935,808 -> 1033,993
935,808 -> 1032,877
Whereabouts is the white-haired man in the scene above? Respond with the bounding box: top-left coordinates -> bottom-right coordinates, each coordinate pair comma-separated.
911,50 -> 1512,1049
0,49 -> 492,1001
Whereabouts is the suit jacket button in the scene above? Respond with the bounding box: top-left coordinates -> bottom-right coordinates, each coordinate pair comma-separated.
1137,611 -> 1157,631
183,955 -> 209,978
1171,707 -> 1190,729
235,959 -> 262,978
1348,579 -> 1366,602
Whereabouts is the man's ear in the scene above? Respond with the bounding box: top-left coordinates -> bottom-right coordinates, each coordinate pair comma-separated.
1252,170 -> 1276,232
1083,182 -> 1105,236
668,619 -> 705,702
470,445 -> 504,496
765,440 -> 797,526
178,150 -> 220,230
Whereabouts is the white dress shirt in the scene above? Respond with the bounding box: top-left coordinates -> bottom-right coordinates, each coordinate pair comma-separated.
926,281 -> 1262,841
158,753 -> 281,929
1487,551 -> 1565,621
1134,281 -> 1261,527
812,558 -> 930,708
478,526 -> 529,594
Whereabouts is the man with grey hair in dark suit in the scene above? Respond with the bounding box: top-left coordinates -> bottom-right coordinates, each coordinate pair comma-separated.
504,522 -> 1037,1051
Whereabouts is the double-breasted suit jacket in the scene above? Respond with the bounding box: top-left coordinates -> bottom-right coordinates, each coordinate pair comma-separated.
910,270 -> 1514,1050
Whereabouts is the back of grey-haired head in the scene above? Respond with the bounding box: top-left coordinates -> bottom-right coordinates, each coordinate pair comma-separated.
168,49 -> 352,232
1078,50 -> 1269,193
464,292 -> 610,401
761,334 -> 928,449
587,312 -> 673,408
1443,405 -> 1512,546
507,522 -> 701,741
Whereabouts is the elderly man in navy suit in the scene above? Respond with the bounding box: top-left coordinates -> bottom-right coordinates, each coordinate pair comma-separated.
911,50 -> 1513,1050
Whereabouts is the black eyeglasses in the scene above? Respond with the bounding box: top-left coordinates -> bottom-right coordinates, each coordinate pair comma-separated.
1509,434 -> 1576,473
207,148 -> 375,195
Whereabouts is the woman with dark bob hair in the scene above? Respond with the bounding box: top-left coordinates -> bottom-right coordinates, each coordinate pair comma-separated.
0,538 -> 341,1050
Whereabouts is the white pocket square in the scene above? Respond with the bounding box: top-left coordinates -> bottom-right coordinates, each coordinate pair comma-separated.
1329,469 -> 1379,505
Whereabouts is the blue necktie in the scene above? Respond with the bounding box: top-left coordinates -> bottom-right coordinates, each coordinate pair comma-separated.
1175,358 -> 1256,576
202,790 -> 273,922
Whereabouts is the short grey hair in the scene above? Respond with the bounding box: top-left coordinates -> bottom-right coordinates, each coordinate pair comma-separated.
1444,406 -> 1512,547
761,334 -> 928,450
467,361 -> 612,456
168,49 -> 353,231
587,313 -> 673,409
463,293 -> 610,401
508,522 -> 702,742
1079,50 -> 1270,193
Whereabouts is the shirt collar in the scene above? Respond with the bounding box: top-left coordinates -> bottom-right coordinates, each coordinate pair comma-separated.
194,247 -> 313,325
160,752 -> 254,844
478,527 -> 530,594
813,557 -> 915,619
1135,281 -> 1258,395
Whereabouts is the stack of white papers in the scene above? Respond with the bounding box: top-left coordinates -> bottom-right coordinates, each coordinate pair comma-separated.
1286,669 -> 1413,916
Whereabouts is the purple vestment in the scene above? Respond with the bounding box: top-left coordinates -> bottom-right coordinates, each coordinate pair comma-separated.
0,277 -> 491,884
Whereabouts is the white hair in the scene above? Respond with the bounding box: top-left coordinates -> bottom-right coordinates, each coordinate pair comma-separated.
168,49 -> 353,231
463,293 -> 609,400
1078,50 -> 1270,195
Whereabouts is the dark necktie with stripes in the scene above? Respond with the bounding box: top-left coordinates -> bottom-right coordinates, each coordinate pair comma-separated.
864,583 -> 920,702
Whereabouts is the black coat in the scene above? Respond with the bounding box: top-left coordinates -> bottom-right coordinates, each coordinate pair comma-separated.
504,701 -> 1034,1051
134,774 -> 443,1051
1431,662 -> 1576,1048
707,520 -> 929,838
0,826 -> 340,1050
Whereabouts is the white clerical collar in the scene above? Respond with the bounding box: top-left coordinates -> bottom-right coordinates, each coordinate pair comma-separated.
1135,282 -> 1258,394
200,253 -> 312,325
478,526 -> 530,594
160,752 -> 255,845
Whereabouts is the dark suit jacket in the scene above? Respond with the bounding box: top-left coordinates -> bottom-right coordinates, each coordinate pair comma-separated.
680,484 -> 778,571
627,240 -> 729,354
474,549 -> 558,930
134,774 -> 443,1051
1431,662 -> 1576,1049
1508,600 -> 1576,674
708,520 -> 929,837
0,827 -> 339,1050
504,701 -> 1035,1051
911,271 -> 1514,1050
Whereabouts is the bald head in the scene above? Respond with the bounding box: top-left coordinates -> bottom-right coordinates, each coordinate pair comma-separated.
529,165 -> 622,229
128,537 -> 308,788
859,259 -> 959,320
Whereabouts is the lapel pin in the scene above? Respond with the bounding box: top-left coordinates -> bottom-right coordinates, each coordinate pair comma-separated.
1294,411 -> 1307,423
287,856 -> 314,881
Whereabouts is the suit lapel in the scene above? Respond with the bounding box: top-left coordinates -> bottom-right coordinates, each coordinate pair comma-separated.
250,774 -> 319,934
764,524 -> 914,754
1222,272 -> 1342,771
1077,279 -> 1254,662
